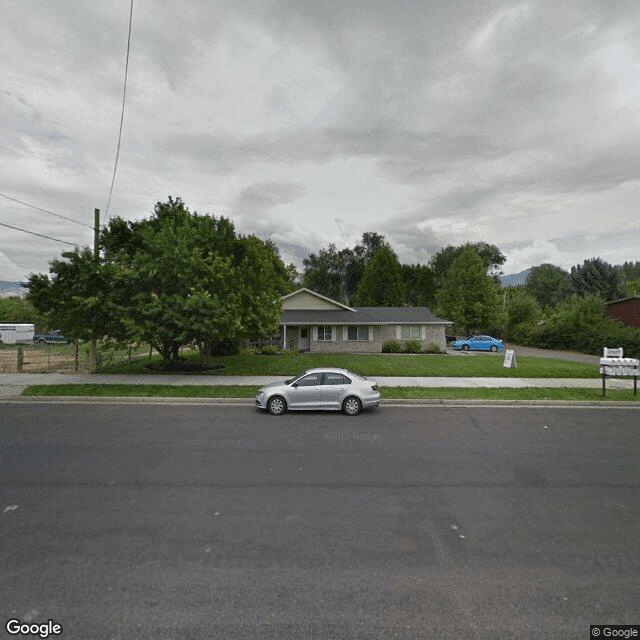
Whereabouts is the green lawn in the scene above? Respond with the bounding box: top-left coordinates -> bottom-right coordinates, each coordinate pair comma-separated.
98,350 -> 599,378
20,383 -> 638,402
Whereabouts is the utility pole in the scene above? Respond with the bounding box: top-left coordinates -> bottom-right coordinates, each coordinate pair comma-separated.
89,208 -> 99,373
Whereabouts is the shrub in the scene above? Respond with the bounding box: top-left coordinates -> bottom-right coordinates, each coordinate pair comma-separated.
260,344 -> 279,355
237,347 -> 257,356
425,341 -> 441,354
382,340 -> 401,353
404,340 -> 422,354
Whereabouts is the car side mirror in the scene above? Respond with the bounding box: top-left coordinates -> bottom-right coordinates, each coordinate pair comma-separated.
292,382 -> 299,388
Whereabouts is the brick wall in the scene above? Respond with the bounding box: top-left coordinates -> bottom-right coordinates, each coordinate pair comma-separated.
310,326 -> 383,353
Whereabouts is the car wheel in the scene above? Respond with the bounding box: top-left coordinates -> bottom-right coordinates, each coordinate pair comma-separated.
342,396 -> 362,416
462,344 -> 469,351
267,395 -> 286,416
490,345 -> 498,352
38,338 -> 46,343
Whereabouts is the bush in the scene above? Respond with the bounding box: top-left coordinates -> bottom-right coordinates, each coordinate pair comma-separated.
382,341 -> 401,353
237,347 -> 258,356
404,340 -> 422,354
260,344 -> 279,355
425,342 -> 441,354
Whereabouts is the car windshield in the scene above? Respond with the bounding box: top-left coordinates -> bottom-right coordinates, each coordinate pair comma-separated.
287,371 -> 309,385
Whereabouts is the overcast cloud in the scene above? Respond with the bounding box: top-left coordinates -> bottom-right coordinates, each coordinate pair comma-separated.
1,0 -> 639,282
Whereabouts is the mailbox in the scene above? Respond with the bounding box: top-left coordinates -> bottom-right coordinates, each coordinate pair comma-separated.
599,348 -> 638,396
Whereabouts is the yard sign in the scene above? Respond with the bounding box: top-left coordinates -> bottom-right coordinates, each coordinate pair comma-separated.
503,349 -> 517,368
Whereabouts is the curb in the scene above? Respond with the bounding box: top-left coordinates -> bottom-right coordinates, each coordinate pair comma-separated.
2,396 -> 639,408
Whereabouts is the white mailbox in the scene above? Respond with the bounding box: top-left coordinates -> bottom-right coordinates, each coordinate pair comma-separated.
599,347 -> 639,397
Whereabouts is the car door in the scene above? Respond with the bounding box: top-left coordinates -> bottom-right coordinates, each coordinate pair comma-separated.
319,372 -> 351,409
288,372 -> 324,409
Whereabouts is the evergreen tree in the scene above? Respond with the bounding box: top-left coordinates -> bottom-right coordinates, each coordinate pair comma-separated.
436,244 -> 504,334
353,245 -> 405,306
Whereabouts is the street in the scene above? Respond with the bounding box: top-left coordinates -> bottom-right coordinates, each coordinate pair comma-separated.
1,402 -> 639,639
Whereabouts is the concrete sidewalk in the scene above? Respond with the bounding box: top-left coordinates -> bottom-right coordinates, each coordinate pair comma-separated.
0,372 -> 636,398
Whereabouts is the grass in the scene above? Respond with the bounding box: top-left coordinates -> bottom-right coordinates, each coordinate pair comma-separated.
20,384 -> 638,402
97,350 -> 600,378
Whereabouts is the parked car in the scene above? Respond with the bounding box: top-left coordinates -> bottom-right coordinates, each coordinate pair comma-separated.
452,335 -> 504,352
255,367 -> 381,416
34,330 -> 68,344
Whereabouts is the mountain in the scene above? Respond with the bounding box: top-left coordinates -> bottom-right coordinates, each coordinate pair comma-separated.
500,268 -> 531,287
0,281 -> 27,298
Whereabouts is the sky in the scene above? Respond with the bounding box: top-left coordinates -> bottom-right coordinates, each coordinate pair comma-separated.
1,0 -> 640,283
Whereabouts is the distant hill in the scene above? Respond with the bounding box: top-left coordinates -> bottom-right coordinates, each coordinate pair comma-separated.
500,268 -> 531,287
0,281 -> 27,298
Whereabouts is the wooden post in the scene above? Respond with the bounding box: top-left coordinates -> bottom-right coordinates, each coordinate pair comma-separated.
17,346 -> 24,372
89,208 -> 100,373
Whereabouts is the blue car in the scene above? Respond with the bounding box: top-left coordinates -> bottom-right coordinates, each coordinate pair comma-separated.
452,335 -> 504,352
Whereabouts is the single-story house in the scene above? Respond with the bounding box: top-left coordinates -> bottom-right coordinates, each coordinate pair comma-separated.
279,288 -> 452,353
605,295 -> 640,329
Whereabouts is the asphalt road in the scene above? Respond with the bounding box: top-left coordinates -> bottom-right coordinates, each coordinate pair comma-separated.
1,402 -> 639,640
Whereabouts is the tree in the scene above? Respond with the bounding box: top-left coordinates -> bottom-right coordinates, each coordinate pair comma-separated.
28,196 -> 291,368
431,242 -> 506,287
525,263 -> 574,309
353,245 -> 405,306
100,197 -> 290,367
301,231 -> 388,304
401,263 -> 436,306
435,244 -> 504,334
27,248 -> 117,342
570,257 -> 625,302
0,296 -> 45,326
503,287 -> 541,343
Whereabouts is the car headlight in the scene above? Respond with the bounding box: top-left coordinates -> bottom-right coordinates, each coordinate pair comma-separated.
256,391 -> 265,397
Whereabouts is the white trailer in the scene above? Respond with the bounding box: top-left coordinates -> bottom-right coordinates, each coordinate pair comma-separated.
0,323 -> 35,344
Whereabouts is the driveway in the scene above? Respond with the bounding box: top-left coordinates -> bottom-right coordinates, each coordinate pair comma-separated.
448,344 -> 600,366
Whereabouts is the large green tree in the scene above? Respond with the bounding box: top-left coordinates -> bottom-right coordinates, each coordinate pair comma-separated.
436,244 -> 504,334
28,197 -> 291,368
302,231 -> 387,304
0,296 -> 45,327
353,245 -> 406,306
525,263 -> 574,309
570,257 -> 626,302
101,197 -> 290,367
27,247 -> 117,342
431,242 -> 506,287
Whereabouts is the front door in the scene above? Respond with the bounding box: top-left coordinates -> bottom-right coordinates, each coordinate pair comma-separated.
298,327 -> 310,351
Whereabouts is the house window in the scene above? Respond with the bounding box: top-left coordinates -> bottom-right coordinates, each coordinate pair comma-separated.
400,325 -> 422,340
347,326 -> 368,341
317,326 -> 332,341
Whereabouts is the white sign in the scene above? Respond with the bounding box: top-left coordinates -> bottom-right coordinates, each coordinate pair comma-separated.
503,349 -> 517,368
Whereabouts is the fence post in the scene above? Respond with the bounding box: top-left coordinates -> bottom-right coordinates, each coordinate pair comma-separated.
74,340 -> 79,373
17,346 -> 24,372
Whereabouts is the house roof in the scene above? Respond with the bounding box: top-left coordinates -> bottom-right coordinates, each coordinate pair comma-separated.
281,287 -> 355,311
279,288 -> 452,325
604,295 -> 640,306
281,306 -> 452,326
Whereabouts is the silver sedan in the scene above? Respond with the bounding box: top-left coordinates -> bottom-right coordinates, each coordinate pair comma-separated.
255,367 -> 381,416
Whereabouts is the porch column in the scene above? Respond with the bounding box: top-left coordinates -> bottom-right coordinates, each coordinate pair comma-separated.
283,324 -> 287,350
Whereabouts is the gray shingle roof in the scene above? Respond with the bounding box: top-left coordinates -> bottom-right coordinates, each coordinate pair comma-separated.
281,306 -> 451,325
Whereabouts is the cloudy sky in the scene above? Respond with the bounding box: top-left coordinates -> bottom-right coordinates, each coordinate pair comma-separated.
1,0 -> 639,282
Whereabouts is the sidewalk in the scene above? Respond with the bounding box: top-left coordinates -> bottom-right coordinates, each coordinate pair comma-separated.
0,372 -> 636,398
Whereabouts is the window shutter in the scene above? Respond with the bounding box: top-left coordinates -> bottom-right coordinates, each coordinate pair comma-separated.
331,326 -> 336,341
421,325 -> 426,340
343,326 -> 348,341
396,326 -> 401,339
313,326 -> 318,341
368,326 -> 373,341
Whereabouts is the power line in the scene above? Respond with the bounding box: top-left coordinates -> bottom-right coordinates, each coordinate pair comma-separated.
0,192 -> 93,229
105,0 -> 134,218
0,221 -> 80,247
